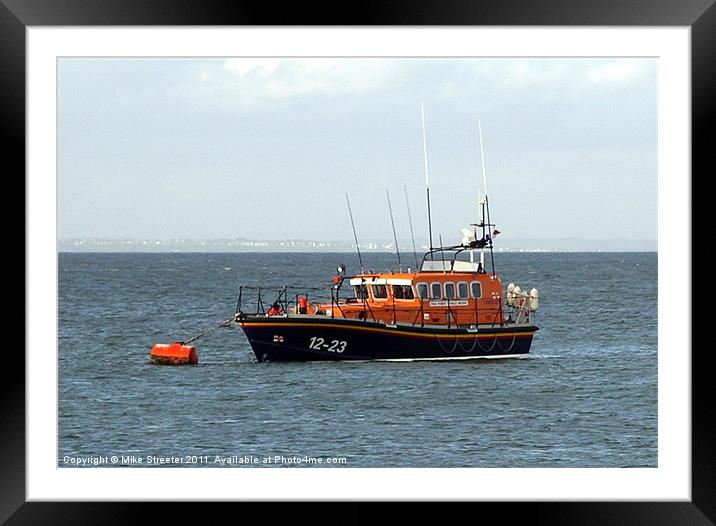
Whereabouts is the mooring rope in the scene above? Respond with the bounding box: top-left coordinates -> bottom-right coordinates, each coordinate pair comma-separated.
182,316 -> 235,345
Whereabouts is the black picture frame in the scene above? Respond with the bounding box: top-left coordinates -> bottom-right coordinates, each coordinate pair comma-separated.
7,0 -> 709,523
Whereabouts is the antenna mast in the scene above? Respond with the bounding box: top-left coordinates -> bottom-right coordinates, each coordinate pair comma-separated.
478,120 -> 488,198
385,189 -> 402,271
421,102 -> 434,256
404,185 -> 419,269
345,193 -> 364,274
478,120 -> 496,276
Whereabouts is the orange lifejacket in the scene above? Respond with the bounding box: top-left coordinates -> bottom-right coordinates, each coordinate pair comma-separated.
297,296 -> 308,314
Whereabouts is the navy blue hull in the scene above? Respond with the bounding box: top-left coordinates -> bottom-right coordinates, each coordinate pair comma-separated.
239,316 -> 537,362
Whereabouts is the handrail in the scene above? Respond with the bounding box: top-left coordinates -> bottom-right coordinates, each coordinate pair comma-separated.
235,283 -> 530,328
419,242 -> 490,272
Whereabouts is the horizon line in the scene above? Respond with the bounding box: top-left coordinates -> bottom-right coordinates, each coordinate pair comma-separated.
58,249 -> 658,254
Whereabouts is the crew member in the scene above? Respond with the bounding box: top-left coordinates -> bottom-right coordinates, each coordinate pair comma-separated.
297,297 -> 308,314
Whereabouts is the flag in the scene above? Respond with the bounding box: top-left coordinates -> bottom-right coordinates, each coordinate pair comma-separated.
492,229 -> 501,237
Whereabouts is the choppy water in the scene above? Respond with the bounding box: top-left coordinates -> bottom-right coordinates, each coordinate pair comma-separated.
58,252 -> 657,467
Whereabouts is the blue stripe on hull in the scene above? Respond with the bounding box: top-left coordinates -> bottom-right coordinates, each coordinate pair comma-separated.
240,318 -> 536,362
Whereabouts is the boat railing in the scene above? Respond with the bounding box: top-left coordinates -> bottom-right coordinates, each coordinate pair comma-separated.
235,284 -> 347,319
502,304 -> 534,325
235,285 -> 532,328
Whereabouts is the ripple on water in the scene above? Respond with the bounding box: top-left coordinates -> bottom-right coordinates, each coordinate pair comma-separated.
58,252 -> 657,468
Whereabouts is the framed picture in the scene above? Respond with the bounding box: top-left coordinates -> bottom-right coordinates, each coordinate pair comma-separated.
10,0 -> 707,522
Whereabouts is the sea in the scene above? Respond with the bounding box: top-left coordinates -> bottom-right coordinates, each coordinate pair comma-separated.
58,251 -> 657,468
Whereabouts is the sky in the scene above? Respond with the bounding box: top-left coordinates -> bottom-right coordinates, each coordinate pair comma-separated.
58,57 -> 657,249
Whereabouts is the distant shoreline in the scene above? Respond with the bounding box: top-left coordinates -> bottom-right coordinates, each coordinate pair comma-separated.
58,249 -> 658,254
59,239 -> 657,253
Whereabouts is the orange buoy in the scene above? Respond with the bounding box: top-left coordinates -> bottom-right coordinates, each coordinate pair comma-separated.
149,342 -> 198,365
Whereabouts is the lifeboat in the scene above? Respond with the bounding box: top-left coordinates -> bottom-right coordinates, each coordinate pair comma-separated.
234,112 -> 539,362
235,237 -> 539,362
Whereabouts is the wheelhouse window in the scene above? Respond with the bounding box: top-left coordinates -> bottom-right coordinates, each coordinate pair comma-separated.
391,285 -> 414,300
416,283 -> 428,299
353,284 -> 368,300
430,282 -> 442,299
457,282 -> 469,299
371,284 -> 388,299
444,282 -> 456,300
470,281 -> 482,299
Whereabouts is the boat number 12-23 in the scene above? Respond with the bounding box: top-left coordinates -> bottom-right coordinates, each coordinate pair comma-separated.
309,337 -> 347,353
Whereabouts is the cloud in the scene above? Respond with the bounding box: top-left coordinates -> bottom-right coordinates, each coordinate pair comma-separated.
498,59 -> 649,88
223,58 -> 283,75
59,57 -> 656,242
209,58 -> 399,100
187,58 -> 652,110
504,60 -> 569,84
585,59 -> 647,84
